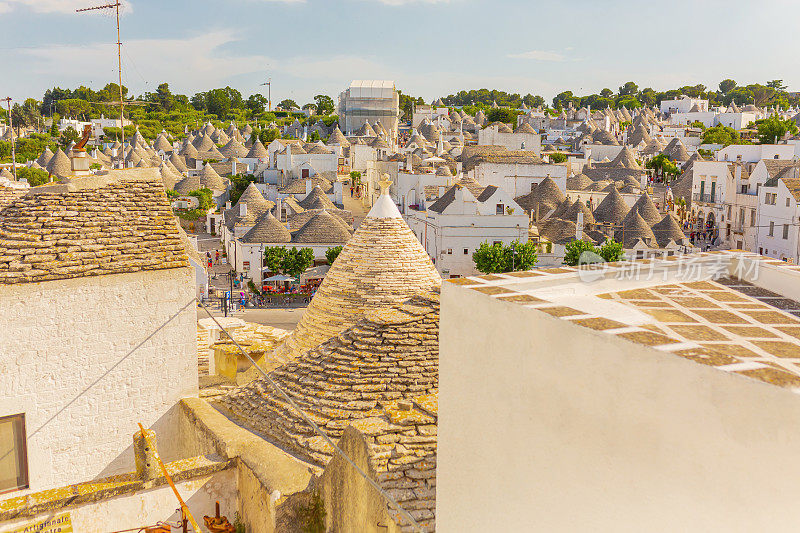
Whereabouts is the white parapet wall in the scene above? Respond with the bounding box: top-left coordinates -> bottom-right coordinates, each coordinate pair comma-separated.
0,267 -> 198,494
437,257 -> 800,532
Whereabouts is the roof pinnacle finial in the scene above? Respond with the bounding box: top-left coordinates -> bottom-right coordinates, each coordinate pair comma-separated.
379,174 -> 392,195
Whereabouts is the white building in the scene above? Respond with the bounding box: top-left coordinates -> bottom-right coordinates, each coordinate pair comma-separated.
338,80 -> 400,138
477,123 -> 541,156
438,252 -> 800,532
0,169 -> 197,494
717,144 -> 796,163
660,95 -> 709,114
756,164 -> 800,262
404,182 -> 528,278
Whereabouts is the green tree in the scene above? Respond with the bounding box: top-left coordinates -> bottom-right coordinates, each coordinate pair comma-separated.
600,88 -> 614,98
719,79 -> 737,94
188,187 -> 214,211
278,99 -> 299,111
59,126 -> 79,147
486,108 -> 520,124
155,82 -> 175,111
549,152 -> 567,163
472,240 -> 537,274
280,247 -> 314,278
757,114 -> 798,144
206,88 -> 232,118
314,95 -> 335,115
16,166 -> 50,186
258,128 -> 280,144
598,239 -> 624,262
702,125 -> 742,146
325,245 -> 343,265
264,246 -> 287,274
767,79 -> 787,91
349,170 -> 362,186
563,240 -> 601,266
523,94 -> 545,108
618,81 -> 639,96
246,93 -> 268,114
646,153 -> 680,181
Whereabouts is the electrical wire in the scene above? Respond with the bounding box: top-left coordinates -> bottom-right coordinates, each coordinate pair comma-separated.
195,298 -> 425,533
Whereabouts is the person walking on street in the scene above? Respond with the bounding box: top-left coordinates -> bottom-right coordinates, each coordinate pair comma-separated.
350,185 -> 354,197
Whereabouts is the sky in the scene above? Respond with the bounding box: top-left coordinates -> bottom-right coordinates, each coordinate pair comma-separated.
2,0 -> 800,106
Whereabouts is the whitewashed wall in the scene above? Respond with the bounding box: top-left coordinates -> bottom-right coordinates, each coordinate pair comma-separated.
0,268 -> 198,494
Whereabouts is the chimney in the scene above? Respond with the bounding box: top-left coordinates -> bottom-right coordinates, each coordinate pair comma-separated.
576,212 -> 584,240
276,198 -> 283,221
231,159 -> 237,176
438,186 -> 446,198
306,179 -> 313,195
225,201 -> 232,210
239,202 -> 247,217
406,152 -> 413,172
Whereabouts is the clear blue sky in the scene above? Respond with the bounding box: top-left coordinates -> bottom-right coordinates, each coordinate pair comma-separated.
2,0 -> 799,105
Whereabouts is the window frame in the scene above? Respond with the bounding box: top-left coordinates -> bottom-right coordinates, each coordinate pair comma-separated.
0,413 -> 29,495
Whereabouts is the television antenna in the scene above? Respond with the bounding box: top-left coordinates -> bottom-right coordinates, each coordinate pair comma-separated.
260,76 -> 272,112
76,2 -> 127,161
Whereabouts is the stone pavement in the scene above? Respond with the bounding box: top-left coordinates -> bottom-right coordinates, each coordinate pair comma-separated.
341,188 -> 369,228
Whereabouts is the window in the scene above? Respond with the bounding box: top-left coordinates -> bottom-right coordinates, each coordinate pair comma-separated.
741,185 -> 749,194
787,198 -> 791,207
765,193 -> 777,205
463,248 -> 469,255
447,248 -> 452,255
769,221 -> 775,236
750,209 -> 756,226
784,224 -> 790,239
496,203 -> 505,215
0,414 -> 28,494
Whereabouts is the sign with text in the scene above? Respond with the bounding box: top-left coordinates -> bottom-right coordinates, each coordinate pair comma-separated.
10,513 -> 72,533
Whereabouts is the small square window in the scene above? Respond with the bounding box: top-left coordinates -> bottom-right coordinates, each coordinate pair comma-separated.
0,414 -> 29,494
447,248 -> 452,254
496,204 -> 504,215
463,248 -> 469,255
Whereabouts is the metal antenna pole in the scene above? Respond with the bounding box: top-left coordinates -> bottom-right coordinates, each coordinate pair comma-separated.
76,2 -> 124,166
2,97 -> 17,181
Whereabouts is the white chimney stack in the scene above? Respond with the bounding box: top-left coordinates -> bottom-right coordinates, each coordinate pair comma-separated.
576,212 -> 584,240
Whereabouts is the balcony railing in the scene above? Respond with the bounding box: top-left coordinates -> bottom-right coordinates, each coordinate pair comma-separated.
692,193 -> 715,203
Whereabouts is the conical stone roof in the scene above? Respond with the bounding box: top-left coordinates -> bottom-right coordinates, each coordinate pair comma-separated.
652,213 -> 686,247
241,211 -> 291,244
566,173 -> 592,190
168,153 -> 189,173
181,142 -> 200,159
663,138 -> 690,161
199,163 -> 227,190
174,174 -> 201,194
617,210 -> 656,248
235,182 -> 271,212
565,199 -> 595,225
159,163 -> 182,190
327,126 -> 350,147
611,146 -> 642,170
46,148 -> 71,177
0,168 -> 14,180
220,138 -> 248,159
153,134 -> 172,152
593,186 -> 628,225
270,177 -> 441,363
513,176 -> 565,215
246,139 -> 268,159
219,291 -> 439,467
37,147 -> 54,168
292,210 -> 352,244
299,185 -> 337,210
625,192 -> 661,226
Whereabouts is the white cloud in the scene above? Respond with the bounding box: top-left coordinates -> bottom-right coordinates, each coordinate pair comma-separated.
508,50 -> 566,62
21,30 -> 269,96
